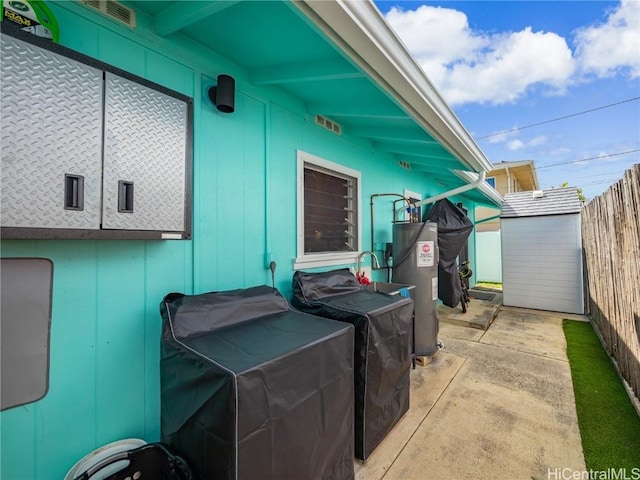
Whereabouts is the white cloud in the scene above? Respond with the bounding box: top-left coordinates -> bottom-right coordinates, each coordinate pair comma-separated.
487,128 -> 519,144
551,147 -> 572,156
385,5 -> 575,106
574,0 -> 640,78
384,1 -> 639,106
529,136 -> 548,147
444,28 -> 574,105
485,131 -> 547,148
385,6 -> 485,63
596,150 -> 628,162
507,140 -> 525,150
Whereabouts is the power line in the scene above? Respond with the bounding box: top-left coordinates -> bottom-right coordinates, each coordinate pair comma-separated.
570,170 -> 627,180
580,178 -> 623,186
477,97 -> 640,140
535,149 -> 640,170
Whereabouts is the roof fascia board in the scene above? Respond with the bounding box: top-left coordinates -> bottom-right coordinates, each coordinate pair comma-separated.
491,160 -> 534,170
291,0 -> 492,174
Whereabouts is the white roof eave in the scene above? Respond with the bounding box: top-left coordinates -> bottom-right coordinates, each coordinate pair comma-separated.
292,0 -> 493,174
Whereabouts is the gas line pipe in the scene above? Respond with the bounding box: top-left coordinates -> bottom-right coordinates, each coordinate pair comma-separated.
369,193 -> 416,258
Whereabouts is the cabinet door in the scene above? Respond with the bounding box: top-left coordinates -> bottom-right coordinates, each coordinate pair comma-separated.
0,34 -> 103,229
102,73 -> 188,232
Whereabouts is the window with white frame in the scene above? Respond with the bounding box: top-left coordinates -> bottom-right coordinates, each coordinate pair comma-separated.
486,176 -> 496,188
295,150 -> 361,269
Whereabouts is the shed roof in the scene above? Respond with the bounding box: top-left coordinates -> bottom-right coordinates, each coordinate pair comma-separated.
500,187 -> 582,218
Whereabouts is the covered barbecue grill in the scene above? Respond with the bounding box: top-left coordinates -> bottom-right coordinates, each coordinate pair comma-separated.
426,199 -> 474,308
160,285 -> 355,480
291,269 -> 414,460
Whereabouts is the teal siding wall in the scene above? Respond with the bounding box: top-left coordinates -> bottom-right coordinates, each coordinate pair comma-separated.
0,241 -> 192,479
194,85 -> 269,292
0,4 -> 478,479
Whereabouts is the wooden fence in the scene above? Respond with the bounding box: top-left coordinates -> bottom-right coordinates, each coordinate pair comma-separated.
581,163 -> 640,401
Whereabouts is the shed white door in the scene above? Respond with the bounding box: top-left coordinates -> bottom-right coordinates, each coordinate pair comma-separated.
501,214 -> 584,314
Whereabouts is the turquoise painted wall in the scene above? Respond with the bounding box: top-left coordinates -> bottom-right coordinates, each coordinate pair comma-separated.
0,4 -> 476,479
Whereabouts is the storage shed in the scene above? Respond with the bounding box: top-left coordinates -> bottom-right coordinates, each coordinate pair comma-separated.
501,188 -> 584,314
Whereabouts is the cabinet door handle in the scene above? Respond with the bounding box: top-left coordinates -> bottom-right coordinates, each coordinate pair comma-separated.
64,174 -> 84,211
118,181 -> 134,213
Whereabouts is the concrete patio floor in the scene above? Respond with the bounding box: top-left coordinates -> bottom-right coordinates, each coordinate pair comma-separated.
355,301 -> 588,480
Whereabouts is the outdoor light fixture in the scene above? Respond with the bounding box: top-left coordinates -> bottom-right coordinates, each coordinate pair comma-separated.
207,74 -> 235,113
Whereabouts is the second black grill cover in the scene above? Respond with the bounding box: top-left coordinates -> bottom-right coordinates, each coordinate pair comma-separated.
160,285 -> 355,480
426,199 -> 474,307
291,269 -> 414,460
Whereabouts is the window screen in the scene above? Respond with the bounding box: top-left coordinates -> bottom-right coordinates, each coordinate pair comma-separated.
304,164 -> 357,254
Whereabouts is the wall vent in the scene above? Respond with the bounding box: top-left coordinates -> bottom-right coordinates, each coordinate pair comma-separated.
315,115 -> 342,136
398,161 -> 411,170
80,0 -> 136,29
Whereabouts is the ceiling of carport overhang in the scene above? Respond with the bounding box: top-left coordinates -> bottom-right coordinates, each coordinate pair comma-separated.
126,0 -> 485,193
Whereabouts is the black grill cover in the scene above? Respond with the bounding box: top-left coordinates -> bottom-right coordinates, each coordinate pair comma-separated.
426,199 -> 474,307
291,269 -> 413,460
160,285 -> 355,480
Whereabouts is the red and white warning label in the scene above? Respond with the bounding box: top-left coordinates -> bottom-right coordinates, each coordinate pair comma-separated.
416,241 -> 434,267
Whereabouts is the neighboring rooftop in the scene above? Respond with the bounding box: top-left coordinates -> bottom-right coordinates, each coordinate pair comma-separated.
489,160 -> 540,192
500,187 -> 582,218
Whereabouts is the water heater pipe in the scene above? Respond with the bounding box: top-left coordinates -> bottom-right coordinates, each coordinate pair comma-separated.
370,193 -> 415,254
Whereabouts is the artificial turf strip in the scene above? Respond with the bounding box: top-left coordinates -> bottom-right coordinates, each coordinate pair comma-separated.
563,320 -> 640,470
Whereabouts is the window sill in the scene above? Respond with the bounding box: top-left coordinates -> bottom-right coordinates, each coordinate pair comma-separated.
293,252 -> 359,271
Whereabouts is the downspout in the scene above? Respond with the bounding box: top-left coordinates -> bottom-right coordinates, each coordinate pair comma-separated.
405,171 -> 487,212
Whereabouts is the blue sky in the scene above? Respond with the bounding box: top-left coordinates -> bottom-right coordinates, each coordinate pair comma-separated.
374,0 -> 640,200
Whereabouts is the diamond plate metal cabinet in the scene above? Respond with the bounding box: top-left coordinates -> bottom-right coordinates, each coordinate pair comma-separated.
0,34 -> 103,230
102,73 -> 187,232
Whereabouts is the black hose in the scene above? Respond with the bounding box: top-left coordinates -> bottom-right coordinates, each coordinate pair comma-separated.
269,261 -> 276,289
392,220 -> 430,270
